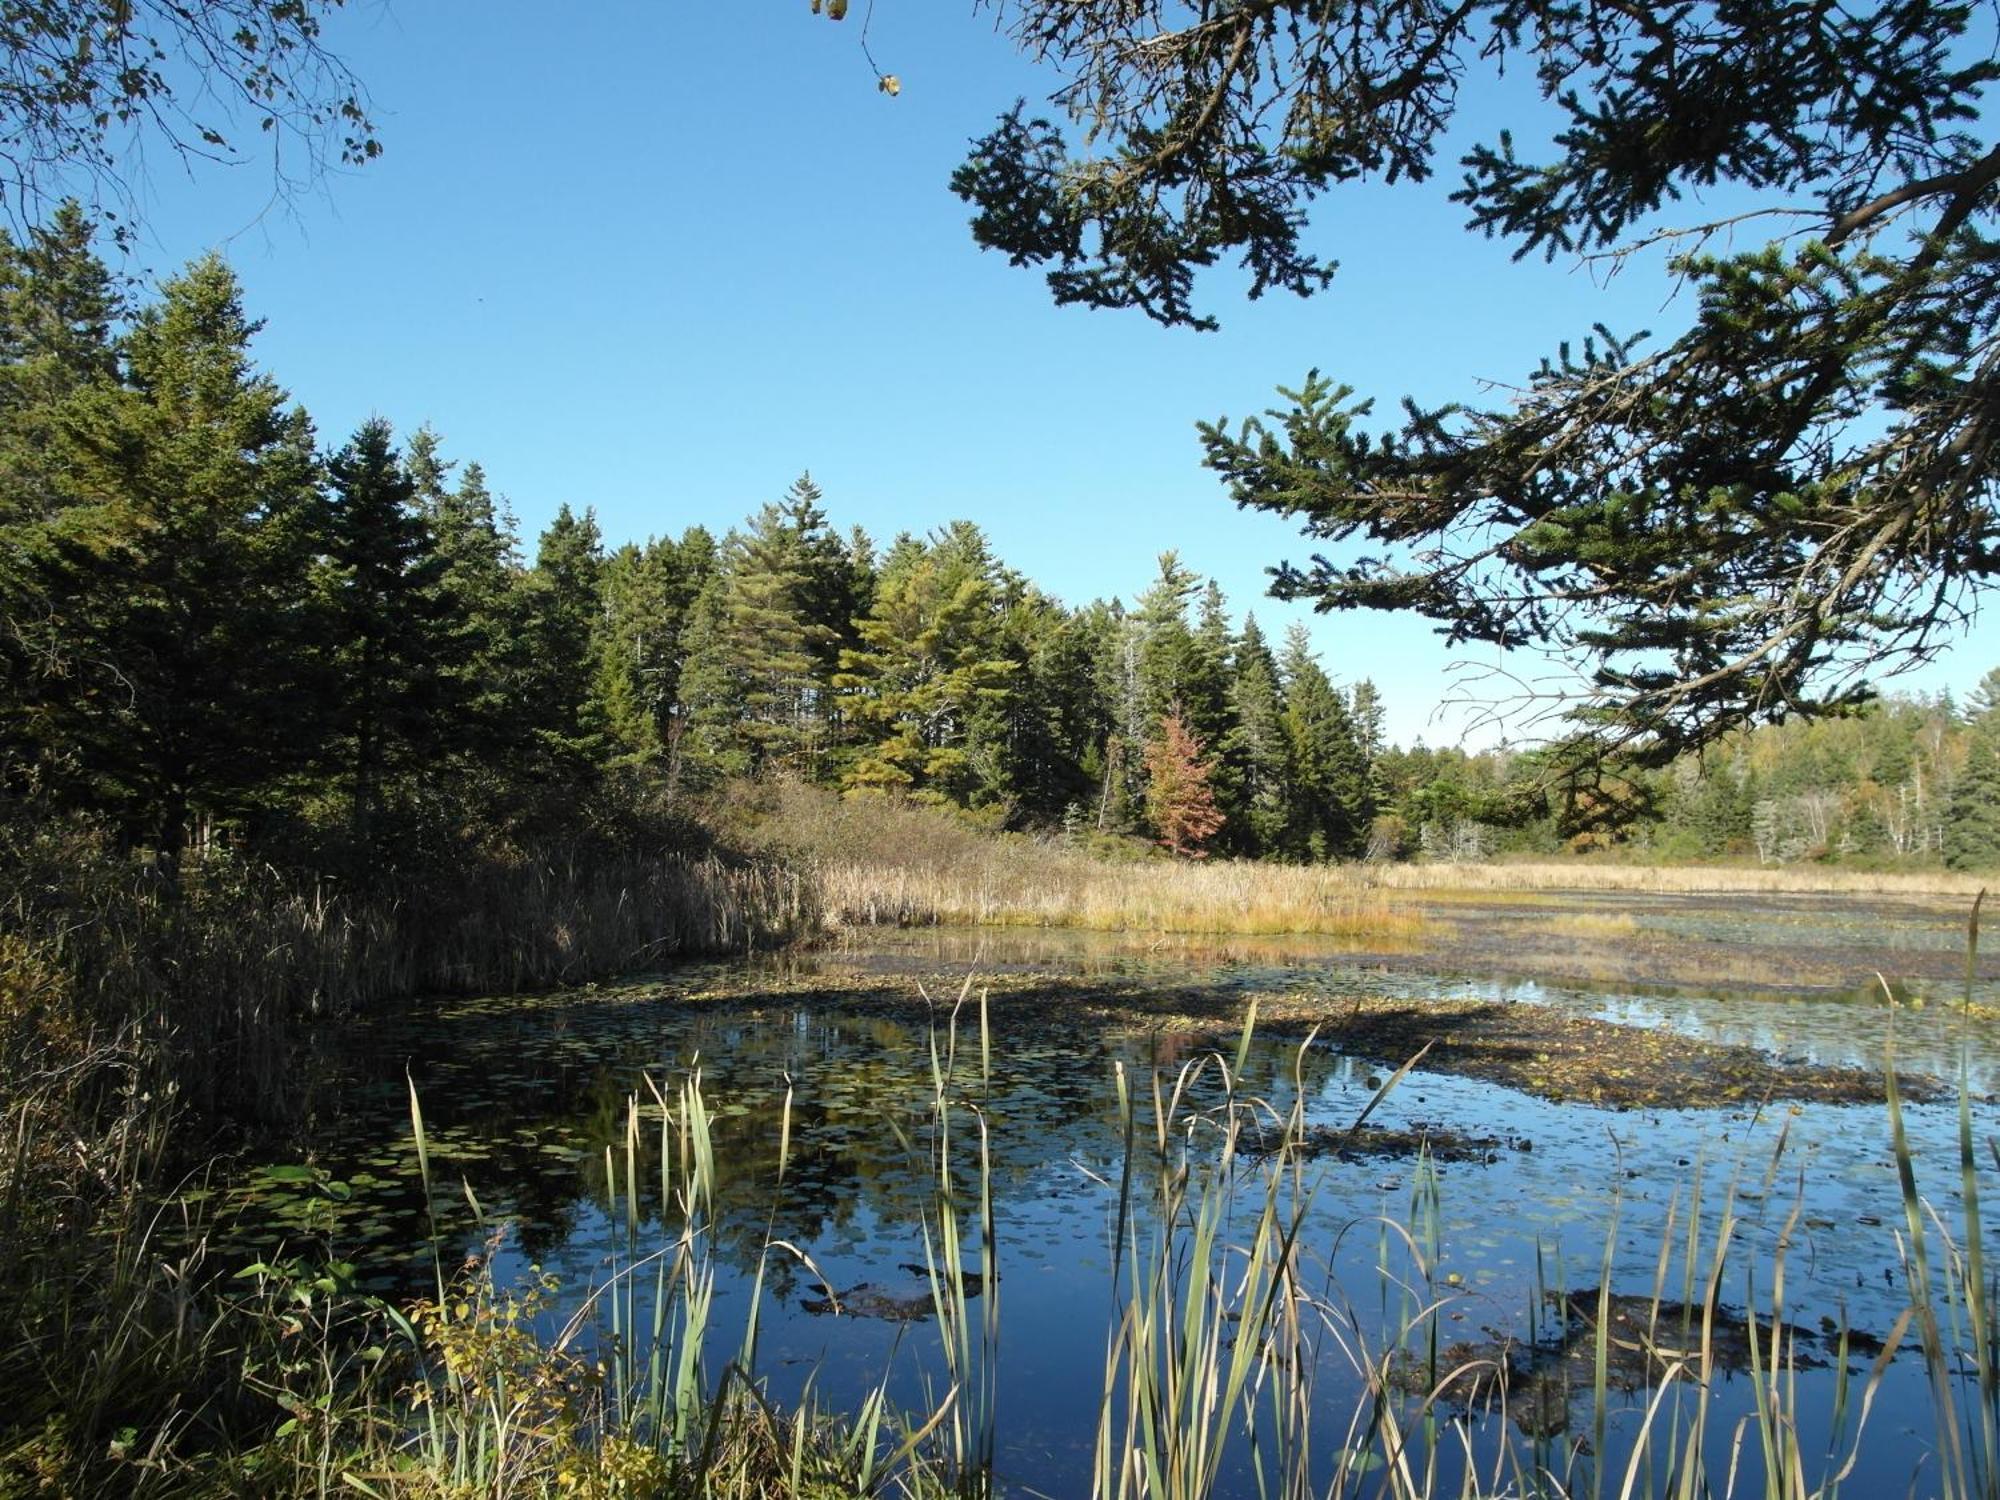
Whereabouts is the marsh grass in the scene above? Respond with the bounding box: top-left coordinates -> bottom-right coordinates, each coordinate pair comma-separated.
331,983 -> 1003,1499
0,804 -> 818,1495
724,780 -> 1424,940
819,854 -> 1430,943
726,781 -> 1980,949
1533,912 -> 1645,942
1366,863 -> 1988,899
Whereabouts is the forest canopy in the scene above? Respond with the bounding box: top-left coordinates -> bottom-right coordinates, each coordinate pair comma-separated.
948,0 -> 2000,766
5,214 -> 1994,874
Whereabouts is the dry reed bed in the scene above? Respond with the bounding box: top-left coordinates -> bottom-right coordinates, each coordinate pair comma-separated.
1365,859 -> 1987,897
735,782 -> 1984,945
7,839 -> 818,1124
814,844 -> 1981,938
816,854 -> 1427,939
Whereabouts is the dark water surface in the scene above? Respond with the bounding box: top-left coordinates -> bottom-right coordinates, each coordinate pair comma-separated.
231,894 -> 2000,1496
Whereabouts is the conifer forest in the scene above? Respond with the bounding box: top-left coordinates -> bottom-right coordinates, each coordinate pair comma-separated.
5,4 -> 2000,1499
6,213 -> 1997,886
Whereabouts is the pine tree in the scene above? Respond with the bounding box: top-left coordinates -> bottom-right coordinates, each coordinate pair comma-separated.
35,254 -> 322,869
1143,705 -> 1226,858
319,418 -> 471,855
1223,615 -> 1291,857
1689,762 -> 1752,857
1946,692 -> 2000,869
407,453 -> 533,819
0,205 -> 124,788
1135,553 -> 1225,736
1093,603 -> 1149,832
518,503 -> 607,779
780,473 -> 868,681
593,542 -> 670,762
592,532 -> 719,766
670,575 -> 740,787
0,203 -> 121,477
835,523 -> 1016,805
1280,624 -> 1370,861
986,591 -> 1101,824
676,498 -> 836,784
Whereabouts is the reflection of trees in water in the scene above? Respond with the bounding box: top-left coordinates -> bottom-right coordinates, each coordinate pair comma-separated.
566,1011 -> 1152,1280
275,988 -> 1359,1305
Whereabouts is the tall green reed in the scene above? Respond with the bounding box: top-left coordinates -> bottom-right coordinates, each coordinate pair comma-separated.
1884,890 -> 2000,1500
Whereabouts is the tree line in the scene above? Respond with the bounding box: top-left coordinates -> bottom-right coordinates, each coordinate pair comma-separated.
5,213 -> 1998,878
0,212 -> 1392,877
1381,680 -> 2000,872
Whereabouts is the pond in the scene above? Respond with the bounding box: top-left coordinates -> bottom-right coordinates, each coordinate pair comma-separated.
228,890 -> 2000,1497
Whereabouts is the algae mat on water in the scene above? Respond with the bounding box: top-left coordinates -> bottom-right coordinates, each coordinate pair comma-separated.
623,958 -> 1944,1110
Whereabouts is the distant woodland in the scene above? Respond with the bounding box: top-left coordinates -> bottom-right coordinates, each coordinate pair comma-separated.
5,213 -> 1999,880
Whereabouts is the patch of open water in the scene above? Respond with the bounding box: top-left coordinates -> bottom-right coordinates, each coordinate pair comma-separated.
231,895 -> 2000,1496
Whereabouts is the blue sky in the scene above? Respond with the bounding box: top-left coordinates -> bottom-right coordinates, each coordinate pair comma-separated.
118,1 -> 2000,748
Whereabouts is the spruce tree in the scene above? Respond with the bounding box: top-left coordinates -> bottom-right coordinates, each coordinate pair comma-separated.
1135,552 -> 1223,735
591,532 -> 718,766
987,592 -> 1101,824
319,418 -> 471,855
519,503 -> 608,779
1085,602 -> 1151,833
835,523 -> 1016,805
1279,624 -> 1370,861
1944,686 -> 2000,869
1689,763 -> 1753,857
675,498 -> 836,784
37,254 -> 322,869
0,205 -> 124,790
1945,737 -> 2000,871
1223,615 -> 1291,857
593,542 -> 672,763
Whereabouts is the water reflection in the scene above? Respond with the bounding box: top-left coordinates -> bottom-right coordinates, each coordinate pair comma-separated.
233,897 -> 2000,1496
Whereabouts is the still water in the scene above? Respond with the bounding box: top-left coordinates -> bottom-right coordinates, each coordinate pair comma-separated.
235,896 -> 2000,1496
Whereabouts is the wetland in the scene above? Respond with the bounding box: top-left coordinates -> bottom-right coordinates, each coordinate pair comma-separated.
222,887 -> 2000,1497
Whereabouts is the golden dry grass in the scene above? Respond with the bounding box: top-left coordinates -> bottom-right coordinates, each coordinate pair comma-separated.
720,782 -> 1422,939
1533,910 -> 1644,941
816,853 -> 1430,940
716,780 -> 1981,945
1363,859 -> 1985,898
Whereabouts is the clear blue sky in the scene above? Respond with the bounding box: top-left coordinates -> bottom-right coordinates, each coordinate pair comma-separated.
119,1 -> 2000,749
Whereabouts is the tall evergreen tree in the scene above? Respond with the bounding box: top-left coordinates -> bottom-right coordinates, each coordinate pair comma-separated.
1280,624 -> 1370,861
0,205 -> 124,787
676,497 -> 836,783
1223,615 -> 1291,857
35,253 -> 322,869
835,522 -> 1016,805
1134,552 -> 1224,737
593,541 -> 672,763
1944,735 -> 2000,871
319,418 -> 470,854
984,591 -> 1101,824
592,531 -> 718,766
518,503 -> 607,779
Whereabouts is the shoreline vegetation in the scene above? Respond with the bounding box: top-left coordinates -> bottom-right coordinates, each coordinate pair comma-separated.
10,978 -> 1994,1498
2,784 -> 1996,1495
727,784 -> 1988,946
